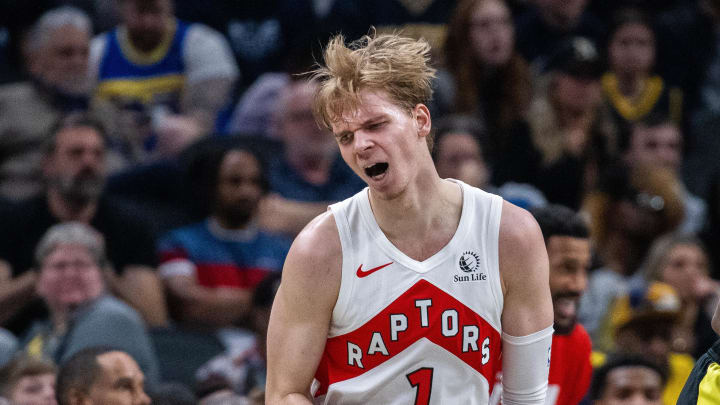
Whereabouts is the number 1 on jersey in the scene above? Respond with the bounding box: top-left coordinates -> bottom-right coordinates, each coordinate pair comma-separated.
406,367 -> 434,405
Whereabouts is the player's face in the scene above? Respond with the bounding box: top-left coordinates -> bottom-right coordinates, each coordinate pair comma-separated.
595,366 -> 662,405
547,236 -> 590,334
608,22 -> 655,77
469,0 -> 514,67
331,91 -> 431,199
215,149 -> 264,227
87,352 -> 150,405
10,373 -> 57,405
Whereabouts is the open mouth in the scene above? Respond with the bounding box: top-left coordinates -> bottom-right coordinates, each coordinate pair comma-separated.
364,162 -> 389,178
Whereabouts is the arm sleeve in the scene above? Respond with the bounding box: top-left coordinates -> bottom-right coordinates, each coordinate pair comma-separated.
156,233 -> 196,279
183,24 -> 239,84
501,325 -> 553,405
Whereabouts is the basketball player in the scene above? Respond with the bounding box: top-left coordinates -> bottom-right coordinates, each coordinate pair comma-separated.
266,32 -> 554,405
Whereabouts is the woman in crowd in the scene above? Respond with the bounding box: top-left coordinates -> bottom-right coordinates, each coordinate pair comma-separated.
439,0 -> 538,186
602,8 -> 683,139
643,234 -> 719,358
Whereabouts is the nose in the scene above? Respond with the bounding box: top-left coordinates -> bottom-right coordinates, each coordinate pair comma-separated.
353,130 -> 373,154
568,271 -> 587,294
627,392 -> 652,405
647,336 -> 669,361
137,390 -> 151,405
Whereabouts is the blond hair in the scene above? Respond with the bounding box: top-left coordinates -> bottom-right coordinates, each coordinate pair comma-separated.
312,32 -> 436,131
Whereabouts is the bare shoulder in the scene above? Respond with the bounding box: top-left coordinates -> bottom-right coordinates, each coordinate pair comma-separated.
497,201 -> 548,293
281,211 -> 342,298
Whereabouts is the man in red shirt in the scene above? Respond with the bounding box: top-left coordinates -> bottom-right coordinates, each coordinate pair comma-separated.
533,204 -> 593,405
492,204 -> 592,404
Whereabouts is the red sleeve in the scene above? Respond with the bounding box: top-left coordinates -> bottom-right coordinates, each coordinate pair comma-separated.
569,325 -> 593,405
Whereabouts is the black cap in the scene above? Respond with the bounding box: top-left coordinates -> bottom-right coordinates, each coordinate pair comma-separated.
547,37 -> 603,79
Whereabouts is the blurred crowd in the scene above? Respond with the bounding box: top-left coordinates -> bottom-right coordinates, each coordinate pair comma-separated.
0,0 -> 719,404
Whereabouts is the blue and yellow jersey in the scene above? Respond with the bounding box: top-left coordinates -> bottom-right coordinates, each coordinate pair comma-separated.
678,339 -> 720,405
95,19 -> 189,113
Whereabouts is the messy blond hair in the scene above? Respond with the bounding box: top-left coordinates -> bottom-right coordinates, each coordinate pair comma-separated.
312,32 -> 436,132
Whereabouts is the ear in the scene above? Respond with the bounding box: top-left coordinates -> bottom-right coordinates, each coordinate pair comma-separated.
413,104 -> 432,138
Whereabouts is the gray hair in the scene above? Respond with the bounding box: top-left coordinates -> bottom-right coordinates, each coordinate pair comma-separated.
642,232 -> 708,282
35,222 -> 106,267
27,6 -> 92,50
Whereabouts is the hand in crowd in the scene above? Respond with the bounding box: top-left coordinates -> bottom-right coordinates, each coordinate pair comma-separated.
153,114 -> 204,157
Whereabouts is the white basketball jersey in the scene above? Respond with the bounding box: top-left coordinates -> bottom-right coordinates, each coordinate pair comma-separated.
312,180 -> 505,405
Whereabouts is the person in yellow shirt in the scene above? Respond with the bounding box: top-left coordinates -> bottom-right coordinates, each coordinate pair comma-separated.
677,299 -> 720,404
592,281 -> 695,405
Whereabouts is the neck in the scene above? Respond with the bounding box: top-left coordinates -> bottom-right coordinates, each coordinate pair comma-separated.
616,72 -> 646,98
212,214 -> 252,231
369,169 -> 462,246
47,189 -> 97,222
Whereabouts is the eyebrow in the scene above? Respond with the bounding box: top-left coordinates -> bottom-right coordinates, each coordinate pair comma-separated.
113,377 -> 134,389
334,114 -> 387,138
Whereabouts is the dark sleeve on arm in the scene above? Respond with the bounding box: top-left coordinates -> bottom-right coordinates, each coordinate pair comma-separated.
677,339 -> 720,405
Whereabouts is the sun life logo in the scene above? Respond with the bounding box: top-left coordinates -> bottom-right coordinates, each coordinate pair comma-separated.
459,251 -> 480,273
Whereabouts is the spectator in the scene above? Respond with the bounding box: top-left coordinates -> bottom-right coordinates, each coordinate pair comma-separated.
22,223 -> 159,385
432,114 -> 547,209
642,234 -> 719,358
623,114 -> 707,234
196,272 -> 281,396
600,281 -> 694,405
527,37 -> 617,208
602,9 -> 682,138
440,0 -> 532,133
438,0 -> 540,186
533,205 -> 593,405
0,356 -> 57,405
55,347 -> 151,405
89,0 -> 239,161
0,328 -> 18,368
590,355 -> 667,405
579,163 -> 685,341
514,0 -> 605,73
491,204 -> 593,405
324,0 -> 457,56
677,299 -> 720,404
157,146 -> 289,329
0,112 -> 166,335
0,6 -> 120,202
260,79 -> 364,236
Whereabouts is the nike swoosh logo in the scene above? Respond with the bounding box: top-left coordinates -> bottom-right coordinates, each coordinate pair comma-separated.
356,262 -> 393,278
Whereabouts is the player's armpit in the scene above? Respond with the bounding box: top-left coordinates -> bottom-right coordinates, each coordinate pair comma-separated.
266,212 -> 342,405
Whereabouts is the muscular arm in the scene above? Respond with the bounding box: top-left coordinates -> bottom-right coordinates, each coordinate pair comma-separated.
266,212 -> 341,405
498,201 -> 554,404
